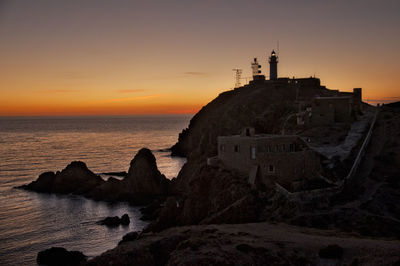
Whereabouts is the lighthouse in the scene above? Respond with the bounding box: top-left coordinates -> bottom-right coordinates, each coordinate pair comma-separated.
269,50 -> 278,80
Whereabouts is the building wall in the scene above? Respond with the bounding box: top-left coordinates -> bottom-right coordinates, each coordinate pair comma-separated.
310,102 -> 335,125
256,150 -> 319,187
310,97 -> 353,125
218,136 -> 256,174
217,135 -> 320,188
353,88 -> 362,113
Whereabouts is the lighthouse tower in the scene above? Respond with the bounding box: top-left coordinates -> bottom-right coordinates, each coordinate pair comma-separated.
269,50 -> 278,80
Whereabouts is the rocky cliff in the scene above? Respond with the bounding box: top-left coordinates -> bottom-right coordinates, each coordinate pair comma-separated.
152,84 -> 400,239
171,82 -> 300,159
170,79 -> 341,159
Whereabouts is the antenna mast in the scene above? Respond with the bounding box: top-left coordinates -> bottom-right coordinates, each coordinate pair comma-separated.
232,69 -> 242,88
277,41 -> 280,56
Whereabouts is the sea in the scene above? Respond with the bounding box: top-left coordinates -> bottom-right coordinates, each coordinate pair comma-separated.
0,115 -> 191,265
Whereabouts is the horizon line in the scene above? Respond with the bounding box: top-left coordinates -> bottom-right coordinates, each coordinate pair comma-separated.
0,113 -> 196,118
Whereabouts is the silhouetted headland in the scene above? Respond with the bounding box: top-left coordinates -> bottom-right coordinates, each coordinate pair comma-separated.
20,51 -> 400,265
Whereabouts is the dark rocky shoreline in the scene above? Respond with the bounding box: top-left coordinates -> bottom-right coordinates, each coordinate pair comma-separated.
21,96 -> 400,265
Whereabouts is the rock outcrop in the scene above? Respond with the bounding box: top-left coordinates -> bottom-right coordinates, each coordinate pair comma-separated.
20,148 -> 170,206
20,161 -> 104,195
124,148 -> 169,198
89,148 -> 170,205
98,214 -> 130,227
37,247 -> 86,266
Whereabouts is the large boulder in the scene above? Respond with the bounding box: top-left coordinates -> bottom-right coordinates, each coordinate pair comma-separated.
37,247 -> 86,266
98,214 -> 130,227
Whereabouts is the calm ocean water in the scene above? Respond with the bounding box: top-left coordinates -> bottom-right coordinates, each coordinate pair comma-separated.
0,115 -> 191,265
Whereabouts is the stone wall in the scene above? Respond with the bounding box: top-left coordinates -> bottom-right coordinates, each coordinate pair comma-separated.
218,134 -> 320,188
311,97 -> 353,125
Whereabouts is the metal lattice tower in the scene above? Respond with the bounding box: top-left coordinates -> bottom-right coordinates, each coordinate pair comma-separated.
232,68 -> 242,88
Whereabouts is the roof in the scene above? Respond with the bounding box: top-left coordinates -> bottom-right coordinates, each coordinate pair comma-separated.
219,134 -> 300,140
314,96 -> 352,100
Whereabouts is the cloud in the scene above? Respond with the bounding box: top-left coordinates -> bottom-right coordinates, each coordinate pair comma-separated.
105,94 -> 161,102
183,72 -> 208,76
61,72 -> 92,80
116,89 -> 147,93
134,72 -> 209,80
39,89 -> 81,93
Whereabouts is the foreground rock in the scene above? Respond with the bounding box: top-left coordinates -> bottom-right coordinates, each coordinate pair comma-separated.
98,214 -> 130,227
146,161 -> 261,232
20,148 -> 170,207
37,247 -> 86,266
85,222 -> 400,266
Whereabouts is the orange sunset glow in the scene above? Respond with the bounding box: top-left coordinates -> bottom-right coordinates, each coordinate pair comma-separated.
1,1 -> 399,116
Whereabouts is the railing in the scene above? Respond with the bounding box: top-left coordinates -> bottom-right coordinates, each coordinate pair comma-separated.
344,107 -> 380,182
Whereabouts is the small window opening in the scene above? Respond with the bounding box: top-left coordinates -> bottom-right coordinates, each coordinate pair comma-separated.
268,165 -> 275,173
250,146 -> 256,159
234,145 -> 240,152
289,143 -> 294,152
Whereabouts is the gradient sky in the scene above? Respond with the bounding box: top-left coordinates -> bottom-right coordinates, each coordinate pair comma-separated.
1,0 -> 399,116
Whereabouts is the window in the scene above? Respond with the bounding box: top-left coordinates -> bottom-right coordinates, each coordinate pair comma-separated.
246,128 -> 250,136
234,145 -> 240,153
289,143 -> 294,152
250,146 -> 256,159
220,144 -> 225,152
281,144 -> 285,152
268,165 -> 275,173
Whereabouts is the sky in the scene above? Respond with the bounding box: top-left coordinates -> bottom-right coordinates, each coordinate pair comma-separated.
0,0 -> 399,116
